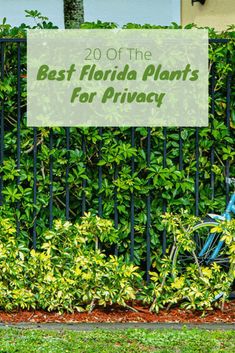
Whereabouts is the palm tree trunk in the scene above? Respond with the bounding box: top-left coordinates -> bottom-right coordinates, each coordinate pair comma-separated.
64,0 -> 84,28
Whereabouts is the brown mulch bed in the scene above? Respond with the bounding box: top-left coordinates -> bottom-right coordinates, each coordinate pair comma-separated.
0,301 -> 234,324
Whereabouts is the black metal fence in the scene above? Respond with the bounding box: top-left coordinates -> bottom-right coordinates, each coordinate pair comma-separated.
0,38 -> 234,279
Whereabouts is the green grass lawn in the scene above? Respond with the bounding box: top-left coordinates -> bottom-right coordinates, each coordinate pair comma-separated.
0,328 -> 234,353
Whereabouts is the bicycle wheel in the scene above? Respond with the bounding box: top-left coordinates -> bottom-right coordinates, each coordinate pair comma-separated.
172,220 -> 230,276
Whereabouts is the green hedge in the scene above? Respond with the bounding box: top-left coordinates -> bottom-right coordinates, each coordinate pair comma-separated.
0,213 -> 234,312
0,15 -> 234,267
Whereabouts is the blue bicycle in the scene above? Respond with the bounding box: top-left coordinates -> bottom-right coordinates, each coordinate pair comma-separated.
172,177 -> 235,274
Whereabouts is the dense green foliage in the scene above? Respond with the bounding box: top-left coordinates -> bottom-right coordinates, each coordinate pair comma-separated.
0,328 -> 234,353
0,214 -> 234,312
0,14 -> 234,266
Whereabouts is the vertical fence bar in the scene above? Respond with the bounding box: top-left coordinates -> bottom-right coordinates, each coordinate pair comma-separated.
65,127 -> 70,220
146,127 -> 151,283
210,62 -> 216,203
81,130 -> 86,215
195,128 -> 199,216
130,127 -> 135,261
16,43 -> 21,234
162,127 -> 167,254
33,128 -> 37,249
49,128 -> 53,228
179,128 -> 183,171
114,128 -> 119,255
225,52 -> 232,205
114,162 -> 118,256
0,42 -> 4,206
98,127 -> 103,217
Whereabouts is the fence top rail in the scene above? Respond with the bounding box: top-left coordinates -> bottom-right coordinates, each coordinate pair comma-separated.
0,38 -> 231,43
0,38 -> 26,42
209,38 -> 231,43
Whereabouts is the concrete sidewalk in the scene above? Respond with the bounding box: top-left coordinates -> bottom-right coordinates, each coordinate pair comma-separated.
0,322 -> 234,331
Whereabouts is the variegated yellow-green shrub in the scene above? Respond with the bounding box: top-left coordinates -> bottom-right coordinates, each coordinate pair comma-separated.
144,213 -> 235,313
0,216 -> 140,312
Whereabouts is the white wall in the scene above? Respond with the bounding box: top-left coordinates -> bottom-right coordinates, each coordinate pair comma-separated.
0,0 -> 64,28
84,0 -> 181,26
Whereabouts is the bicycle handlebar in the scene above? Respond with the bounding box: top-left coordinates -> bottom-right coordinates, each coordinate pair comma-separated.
226,177 -> 235,185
